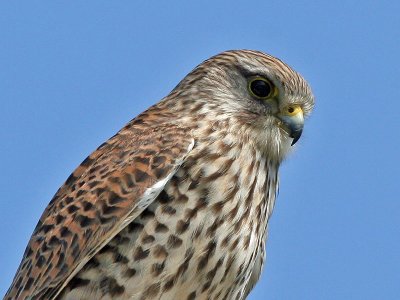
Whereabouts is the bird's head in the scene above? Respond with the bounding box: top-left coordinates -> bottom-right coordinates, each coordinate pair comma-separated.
169,50 -> 314,162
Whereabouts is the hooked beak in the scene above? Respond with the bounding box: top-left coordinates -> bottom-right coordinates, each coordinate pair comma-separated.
276,105 -> 304,146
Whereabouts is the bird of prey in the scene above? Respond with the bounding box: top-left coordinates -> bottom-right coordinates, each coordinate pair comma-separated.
5,50 -> 314,300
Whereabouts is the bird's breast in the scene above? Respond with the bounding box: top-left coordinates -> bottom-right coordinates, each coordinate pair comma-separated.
59,142 -> 278,300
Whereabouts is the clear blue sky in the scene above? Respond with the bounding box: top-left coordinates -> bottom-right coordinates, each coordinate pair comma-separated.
1,1 -> 399,299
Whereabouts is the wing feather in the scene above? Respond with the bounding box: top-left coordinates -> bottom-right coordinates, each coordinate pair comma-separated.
5,114 -> 194,300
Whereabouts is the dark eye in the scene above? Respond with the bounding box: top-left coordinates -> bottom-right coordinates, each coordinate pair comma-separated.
248,77 -> 274,99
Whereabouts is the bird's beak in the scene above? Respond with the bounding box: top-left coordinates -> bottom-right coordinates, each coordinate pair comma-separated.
276,105 -> 304,146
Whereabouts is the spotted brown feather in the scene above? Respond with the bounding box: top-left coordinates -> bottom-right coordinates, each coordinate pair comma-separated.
6,113 -> 194,299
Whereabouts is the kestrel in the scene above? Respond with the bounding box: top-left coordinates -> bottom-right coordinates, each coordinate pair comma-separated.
5,50 -> 314,300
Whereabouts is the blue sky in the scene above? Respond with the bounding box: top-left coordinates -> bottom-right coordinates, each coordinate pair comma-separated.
1,1 -> 399,299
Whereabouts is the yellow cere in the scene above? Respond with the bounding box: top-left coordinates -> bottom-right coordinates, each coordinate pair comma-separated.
284,105 -> 302,116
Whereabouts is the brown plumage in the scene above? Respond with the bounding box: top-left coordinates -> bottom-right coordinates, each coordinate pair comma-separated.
5,50 -> 314,300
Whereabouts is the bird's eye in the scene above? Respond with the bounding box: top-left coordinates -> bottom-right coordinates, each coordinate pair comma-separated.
248,77 -> 275,99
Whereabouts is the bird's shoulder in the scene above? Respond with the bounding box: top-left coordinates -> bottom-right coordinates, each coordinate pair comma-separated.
5,110 -> 195,300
